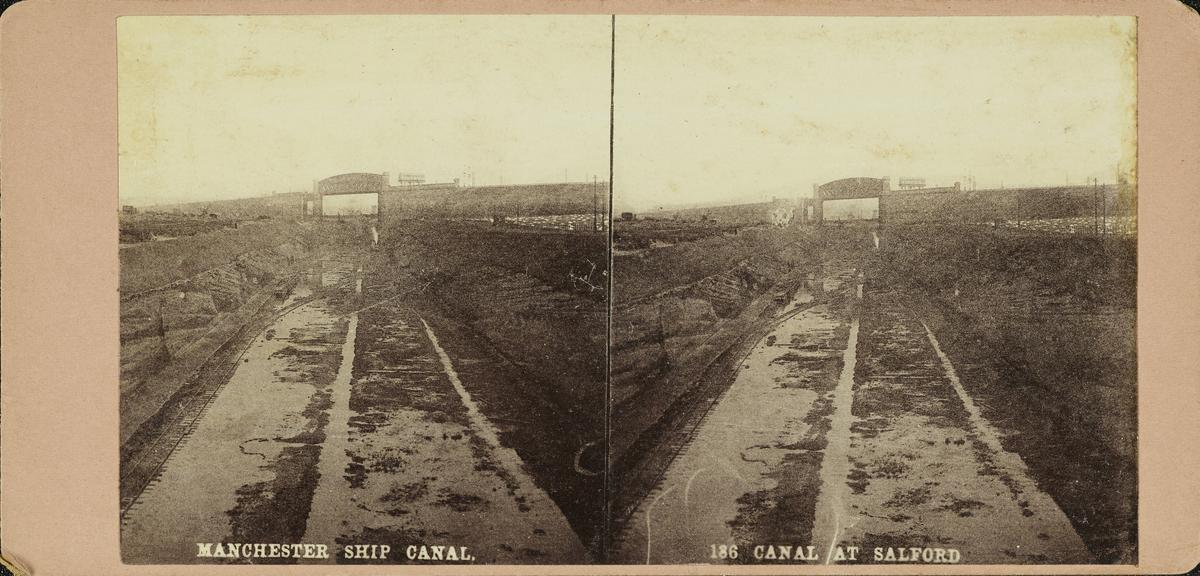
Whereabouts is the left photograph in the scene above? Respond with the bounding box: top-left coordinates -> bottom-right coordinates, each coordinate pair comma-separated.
117,16 -> 609,564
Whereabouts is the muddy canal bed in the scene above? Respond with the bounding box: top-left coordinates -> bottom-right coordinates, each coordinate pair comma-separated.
121,293 -> 352,562
121,256 -> 585,564
309,299 -> 586,564
613,257 -> 857,564
615,243 -> 1093,565
835,288 -> 1091,564
614,299 -> 850,563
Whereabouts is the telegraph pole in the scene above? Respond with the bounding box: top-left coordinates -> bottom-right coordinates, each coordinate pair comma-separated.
1102,180 -> 1108,239
593,175 -> 599,232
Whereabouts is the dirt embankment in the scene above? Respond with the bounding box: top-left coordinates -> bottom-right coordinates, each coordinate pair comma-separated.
385,182 -> 606,219
613,218 -> 746,252
610,227 -> 819,453
120,220 -> 316,295
614,226 -> 809,304
120,212 -> 241,243
383,220 -> 607,412
373,219 -> 607,552
870,224 -> 1137,563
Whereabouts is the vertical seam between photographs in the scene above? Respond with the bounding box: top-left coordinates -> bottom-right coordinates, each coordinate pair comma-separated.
604,12 -> 616,563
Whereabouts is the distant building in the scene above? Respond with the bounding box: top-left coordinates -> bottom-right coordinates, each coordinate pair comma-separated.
122,205 -> 138,215
898,177 -> 926,190
815,177 -> 890,223
620,212 -> 635,221
817,177 -> 891,200
396,172 -> 425,186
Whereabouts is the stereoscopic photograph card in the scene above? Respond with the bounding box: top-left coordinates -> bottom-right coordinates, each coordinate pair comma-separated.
1,0 -> 1199,575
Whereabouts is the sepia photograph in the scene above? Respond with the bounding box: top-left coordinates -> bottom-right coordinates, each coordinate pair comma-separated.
112,11 -> 1140,568
117,15 -> 610,564
608,16 -> 1137,565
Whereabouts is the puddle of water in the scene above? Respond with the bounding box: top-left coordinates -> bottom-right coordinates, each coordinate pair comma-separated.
616,305 -> 844,563
121,301 -> 345,562
301,313 -> 359,548
283,285 -> 313,307
781,279 -> 816,315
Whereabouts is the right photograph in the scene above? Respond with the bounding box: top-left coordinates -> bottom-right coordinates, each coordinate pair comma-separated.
608,16 -> 1137,565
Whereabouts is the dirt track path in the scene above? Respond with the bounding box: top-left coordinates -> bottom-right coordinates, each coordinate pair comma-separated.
615,262 -> 1090,565
300,300 -> 586,563
827,289 -> 1091,564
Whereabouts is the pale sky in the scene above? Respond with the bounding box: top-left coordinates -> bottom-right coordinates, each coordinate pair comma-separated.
120,16 -> 1136,212
614,16 -> 1136,212
118,16 -> 611,207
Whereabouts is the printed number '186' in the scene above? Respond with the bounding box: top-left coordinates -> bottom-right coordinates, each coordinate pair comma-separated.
710,544 -> 738,560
